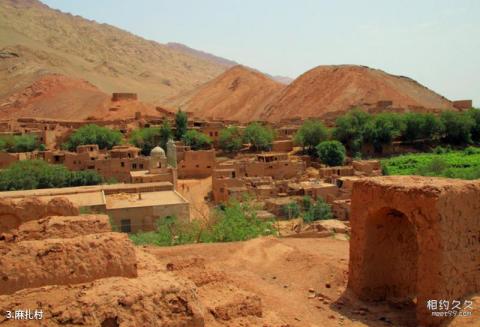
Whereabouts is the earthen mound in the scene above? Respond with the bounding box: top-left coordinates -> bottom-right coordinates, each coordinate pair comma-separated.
166,65 -> 284,122
262,65 -> 455,122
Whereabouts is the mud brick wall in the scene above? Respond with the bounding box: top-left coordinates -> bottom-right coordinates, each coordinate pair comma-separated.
111,93 -> 138,101
0,233 -> 138,295
348,176 -> 480,326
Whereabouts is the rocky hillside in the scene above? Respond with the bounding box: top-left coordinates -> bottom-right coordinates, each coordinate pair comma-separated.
0,0 -> 227,107
261,65 -> 454,122
166,65 -> 285,122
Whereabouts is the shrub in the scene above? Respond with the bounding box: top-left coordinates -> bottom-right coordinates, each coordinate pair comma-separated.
293,120 -> 329,154
363,113 -> 402,152
416,157 -> 448,176
218,126 -> 243,153
175,110 -> 188,140
0,160 -> 102,191
130,121 -> 172,155
316,140 -> 346,166
303,198 -> 332,222
243,122 -> 275,151
182,130 -> 212,150
0,134 -> 38,153
333,109 -> 371,153
468,108 -> 480,143
440,111 -> 474,145
65,124 -> 122,151
281,202 -> 301,219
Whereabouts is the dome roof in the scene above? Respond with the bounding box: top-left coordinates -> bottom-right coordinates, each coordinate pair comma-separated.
150,146 -> 166,157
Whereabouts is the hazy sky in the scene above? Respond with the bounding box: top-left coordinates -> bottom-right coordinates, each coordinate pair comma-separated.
42,0 -> 479,106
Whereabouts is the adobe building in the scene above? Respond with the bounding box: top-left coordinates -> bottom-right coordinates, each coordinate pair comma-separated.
178,149 -> 216,179
348,176 -> 480,326
0,182 -> 189,234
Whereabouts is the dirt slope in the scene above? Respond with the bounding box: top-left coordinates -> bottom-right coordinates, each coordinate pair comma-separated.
0,0 -> 226,105
166,65 -> 285,122
0,73 -> 164,120
262,65 -> 455,122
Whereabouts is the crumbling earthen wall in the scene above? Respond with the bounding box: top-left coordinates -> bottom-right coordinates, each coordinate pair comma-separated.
348,176 -> 480,326
112,92 -> 138,101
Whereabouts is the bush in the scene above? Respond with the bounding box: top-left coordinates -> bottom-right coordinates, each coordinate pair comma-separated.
182,130 -> 212,150
440,111 -> 474,145
175,110 -> 188,140
65,124 -> 122,151
316,141 -> 346,166
0,160 -> 102,191
416,157 -> 448,176
333,109 -> 371,154
303,198 -> 332,222
363,113 -> 402,152
468,108 -> 480,143
293,120 -> 329,154
281,202 -> 301,219
130,121 -> 172,155
0,134 -> 38,153
243,122 -> 275,151
401,113 -> 443,143
218,126 -> 243,153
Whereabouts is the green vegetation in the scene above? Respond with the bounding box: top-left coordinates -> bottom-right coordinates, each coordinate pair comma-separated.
382,147 -> 480,180
219,126 -> 244,153
281,202 -> 301,219
243,122 -> 275,151
130,121 -> 173,155
0,160 -> 102,191
316,140 -> 346,166
440,111 -> 474,145
333,109 -> 370,155
64,124 -> 122,151
175,110 -> 188,140
302,197 -> 333,223
0,134 -> 40,153
129,199 -> 276,246
182,130 -> 212,150
293,119 -> 329,154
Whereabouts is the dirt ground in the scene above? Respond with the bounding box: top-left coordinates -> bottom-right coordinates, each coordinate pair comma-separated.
143,236 -> 480,327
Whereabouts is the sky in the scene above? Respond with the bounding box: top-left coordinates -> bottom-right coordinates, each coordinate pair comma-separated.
42,0 -> 479,106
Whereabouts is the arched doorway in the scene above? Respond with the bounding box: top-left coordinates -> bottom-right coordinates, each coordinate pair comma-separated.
362,207 -> 419,302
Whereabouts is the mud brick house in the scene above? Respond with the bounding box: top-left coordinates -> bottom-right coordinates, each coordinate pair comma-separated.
348,176 -> 480,326
198,121 -> 225,146
0,182 -> 189,234
178,149 -> 216,178
271,139 -> 294,153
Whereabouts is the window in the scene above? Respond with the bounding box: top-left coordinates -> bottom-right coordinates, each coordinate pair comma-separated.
120,219 -> 132,233
139,164 -> 144,169
132,163 -> 137,169
206,165 -> 211,169
196,164 -> 199,168
121,162 -> 125,167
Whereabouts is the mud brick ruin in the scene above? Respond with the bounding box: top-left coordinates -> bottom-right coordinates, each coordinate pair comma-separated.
348,176 -> 480,326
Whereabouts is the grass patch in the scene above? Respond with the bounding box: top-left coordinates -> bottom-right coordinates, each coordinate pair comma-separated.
382,146 -> 480,179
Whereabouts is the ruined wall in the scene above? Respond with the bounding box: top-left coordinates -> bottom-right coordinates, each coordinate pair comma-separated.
112,93 -> 138,101
348,176 -> 480,326
272,140 -> 294,153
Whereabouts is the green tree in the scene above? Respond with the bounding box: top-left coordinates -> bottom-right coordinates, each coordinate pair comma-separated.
281,202 -> 301,219
303,198 -> 332,222
130,121 -> 173,155
182,130 -> 212,150
219,126 -> 244,153
440,111 -> 474,145
293,119 -> 329,154
316,140 -> 346,166
175,110 -> 188,140
0,160 -> 102,191
363,113 -> 402,153
468,108 -> 480,143
333,109 -> 371,154
65,124 -> 122,151
243,122 -> 275,151
0,135 -> 38,153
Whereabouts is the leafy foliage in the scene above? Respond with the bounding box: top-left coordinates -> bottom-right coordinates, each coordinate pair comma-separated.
219,126 -> 244,153
293,119 -> 329,154
65,124 -> 122,151
333,109 -> 370,155
303,198 -> 333,223
175,110 -> 188,140
281,202 -> 301,219
243,122 -> 275,151
182,130 -> 212,150
0,134 -> 38,153
0,160 -> 102,191
381,148 -> 480,180
468,108 -> 480,143
130,121 -> 172,155
316,140 -> 346,166
129,199 -> 276,246
440,111 -> 475,145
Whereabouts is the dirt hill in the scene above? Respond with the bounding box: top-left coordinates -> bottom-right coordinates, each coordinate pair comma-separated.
0,0 -> 227,108
166,65 -> 285,122
0,73 -> 164,120
261,65 -> 455,122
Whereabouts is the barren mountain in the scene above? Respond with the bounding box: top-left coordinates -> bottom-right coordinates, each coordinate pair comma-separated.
0,0 -> 227,110
0,73 -> 162,120
166,65 -> 285,122
262,65 -> 455,122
